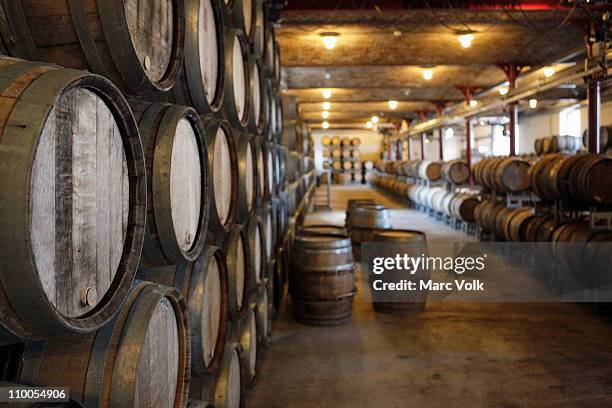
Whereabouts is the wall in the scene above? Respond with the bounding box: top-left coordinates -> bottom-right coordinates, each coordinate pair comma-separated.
312,129 -> 383,170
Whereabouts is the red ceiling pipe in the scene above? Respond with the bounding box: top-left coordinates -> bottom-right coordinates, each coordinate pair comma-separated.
498,64 -> 523,156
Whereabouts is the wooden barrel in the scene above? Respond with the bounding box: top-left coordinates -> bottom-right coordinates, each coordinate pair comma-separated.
208,343 -> 244,408
224,225 -> 250,320
0,0 -> 185,98
331,136 -> 341,146
322,136 -> 331,146
290,234 -> 355,326
567,153 -> 612,206
16,281 -> 190,407
345,199 -> 376,228
238,302 -> 259,386
449,194 -> 479,222
342,150 -> 351,159
371,230 -> 428,314
272,39 -> 281,86
541,137 -> 552,154
139,246 -> 229,387
341,137 -> 351,147
173,0 -> 224,114
534,138 -> 544,155
507,209 -> 536,242
583,127 -> 611,150
255,138 -> 268,203
255,282 -> 272,347
441,160 -> 470,185
417,160 -> 442,181
204,119 -> 238,232
259,204 -> 276,263
0,57 -> 146,344
474,201 -> 504,233
246,216 -> 266,291
132,102 -> 209,265
337,173 -> 352,184
530,153 -> 563,200
248,58 -> 266,135
224,29 -> 250,128
492,157 -> 531,192
236,133 -> 257,221
351,138 -> 361,146
349,205 -> 392,261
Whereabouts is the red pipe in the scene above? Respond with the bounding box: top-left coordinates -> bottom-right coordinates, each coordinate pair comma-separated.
587,77 -> 601,154
465,119 -> 472,183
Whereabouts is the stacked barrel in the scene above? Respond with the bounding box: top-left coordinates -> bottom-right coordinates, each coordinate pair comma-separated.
0,0 -> 287,406
322,136 -> 362,184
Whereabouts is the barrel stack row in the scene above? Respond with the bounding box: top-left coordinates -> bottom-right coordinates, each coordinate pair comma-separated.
322,136 -> 362,184
377,159 -> 471,185
0,0 -> 289,406
534,135 -> 582,156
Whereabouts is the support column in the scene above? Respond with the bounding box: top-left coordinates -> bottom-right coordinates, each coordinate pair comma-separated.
396,139 -> 402,160
420,133 -> 426,160
498,64 -> 522,156
587,77 -> 601,154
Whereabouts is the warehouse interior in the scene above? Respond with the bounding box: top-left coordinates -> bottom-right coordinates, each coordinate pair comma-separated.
0,0 -> 610,407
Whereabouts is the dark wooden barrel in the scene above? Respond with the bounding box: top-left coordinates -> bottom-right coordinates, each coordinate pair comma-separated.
224,29 -> 250,128
441,160 -> 470,185
371,229 -> 429,314
290,234 -> 355,326
349,205 -> 392,261
534,138 -> 544,155
236,133 -> 257,221
224,225 -> 250,320
0,57 -> 145,344
530,153 -> 563,201
203,118 -> 238,232
450,194 -> 480,223
132,102 -> 209,265
492,157 -> 531,192
345,199 -> 376,227
418,160 -> 442,181
139,246 -> 229,388
15,281 -> 190,407
474,200 -> 504,233
567,153 -> 612,206
173,0 -> 225,114
506,208 -> 536,242
0,0 -> 185,98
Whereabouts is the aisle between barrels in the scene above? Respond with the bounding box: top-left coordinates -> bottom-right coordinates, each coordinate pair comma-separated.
248,185 -> 612,408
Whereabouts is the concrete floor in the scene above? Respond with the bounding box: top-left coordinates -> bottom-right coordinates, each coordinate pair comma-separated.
248,185 -> 612,408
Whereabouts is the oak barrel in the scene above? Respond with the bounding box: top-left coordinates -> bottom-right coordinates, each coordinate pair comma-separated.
238,303 -> 259,387
418,160 -> 442,181
224,225 -> 250,320
349,205 -> 392,261
0,0 -> 185,97
290,234 -> 355,326
16,281 -> 190,407
173,0 -> 225,114
204,119 -> 238,232
441,160 -> 470,185
0,57 -> 145,344
236,133 -> 257,221
133,102 -> 209,265
224,29 -> 250,128
371,229 -> 429,314
247,216 -> 266,291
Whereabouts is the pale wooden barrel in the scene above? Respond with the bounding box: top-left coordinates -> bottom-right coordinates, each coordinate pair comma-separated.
173,0 -> 225,114
203,119 -> 238,232
247,216 -> 266,290
259,204 -> 277,263
273,39 -> 281,85
256,283 -> 272,346
331,136 -> 341,146
449,194 -> 480,223
322,136 -> 331,146
239,304 -> 259,386
441,160 -> 470,185
138,246 -> 230,385
132,102 -> 209,265
211,344 -> 244,408
263,22 -> 276,76
17,281 -> 190,407
265,142 -> 275,198
256,138 -> 267,204
0,57 -> 145,344
224,225 -> 250,319
1,0 -> 185,97
237,133 -> 257,221
338,173 -> 352,184
224,29 -> 250,128
248,59 -> 266,135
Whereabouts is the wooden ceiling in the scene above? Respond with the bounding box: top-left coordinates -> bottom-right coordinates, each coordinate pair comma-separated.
276,1 -> 589,129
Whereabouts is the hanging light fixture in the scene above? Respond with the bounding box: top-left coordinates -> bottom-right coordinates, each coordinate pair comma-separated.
322,101 -> 331,110
322,89 -> 332,99
322,121 -> 330,129
498,87 -> 509,96
371,115 -> 379,124
529,99 -> 538,109
543,66 -> 555,78
422,68 -> 434,81
322,111 -> 330,119
457,32 -> 474,48
320,32 -> 339,50
388,100 -> 398,110
469,100 -> 478,108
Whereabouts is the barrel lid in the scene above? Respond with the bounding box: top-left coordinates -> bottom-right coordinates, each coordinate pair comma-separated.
373,229 -> 426,243
294,233 -> 351,249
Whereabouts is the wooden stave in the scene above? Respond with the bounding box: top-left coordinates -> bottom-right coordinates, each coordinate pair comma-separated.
0,59 -> 146,342
0,0 -> 186,98
173,0 -> 226,115
222,27 -> 251,129
133,102 -> 210,265
203,118 -> 239,233
17,281 -> 191,408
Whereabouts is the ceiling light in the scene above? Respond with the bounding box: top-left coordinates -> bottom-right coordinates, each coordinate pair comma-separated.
422,68 -> 434,81
458,33 -> 474,48
469,100 -> 478,107
498,87 -> 509,96
529,98 -> 538,109
322,121 -> 329,129
366,121 -> 373,129
424,138 -> 430,144
444,128 -> 454,140
478,145 -> 490,153
543,66 -> 555,78
320,32 -> 339,50
324,71 -> 331,80
322,101 -> 331,110
393,30 -> 402,37
371,115 -> 379,124
388,100 -> 398,110
322,111 -> 330,119
322,89 -> 332,99
479,120 -> 486,126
